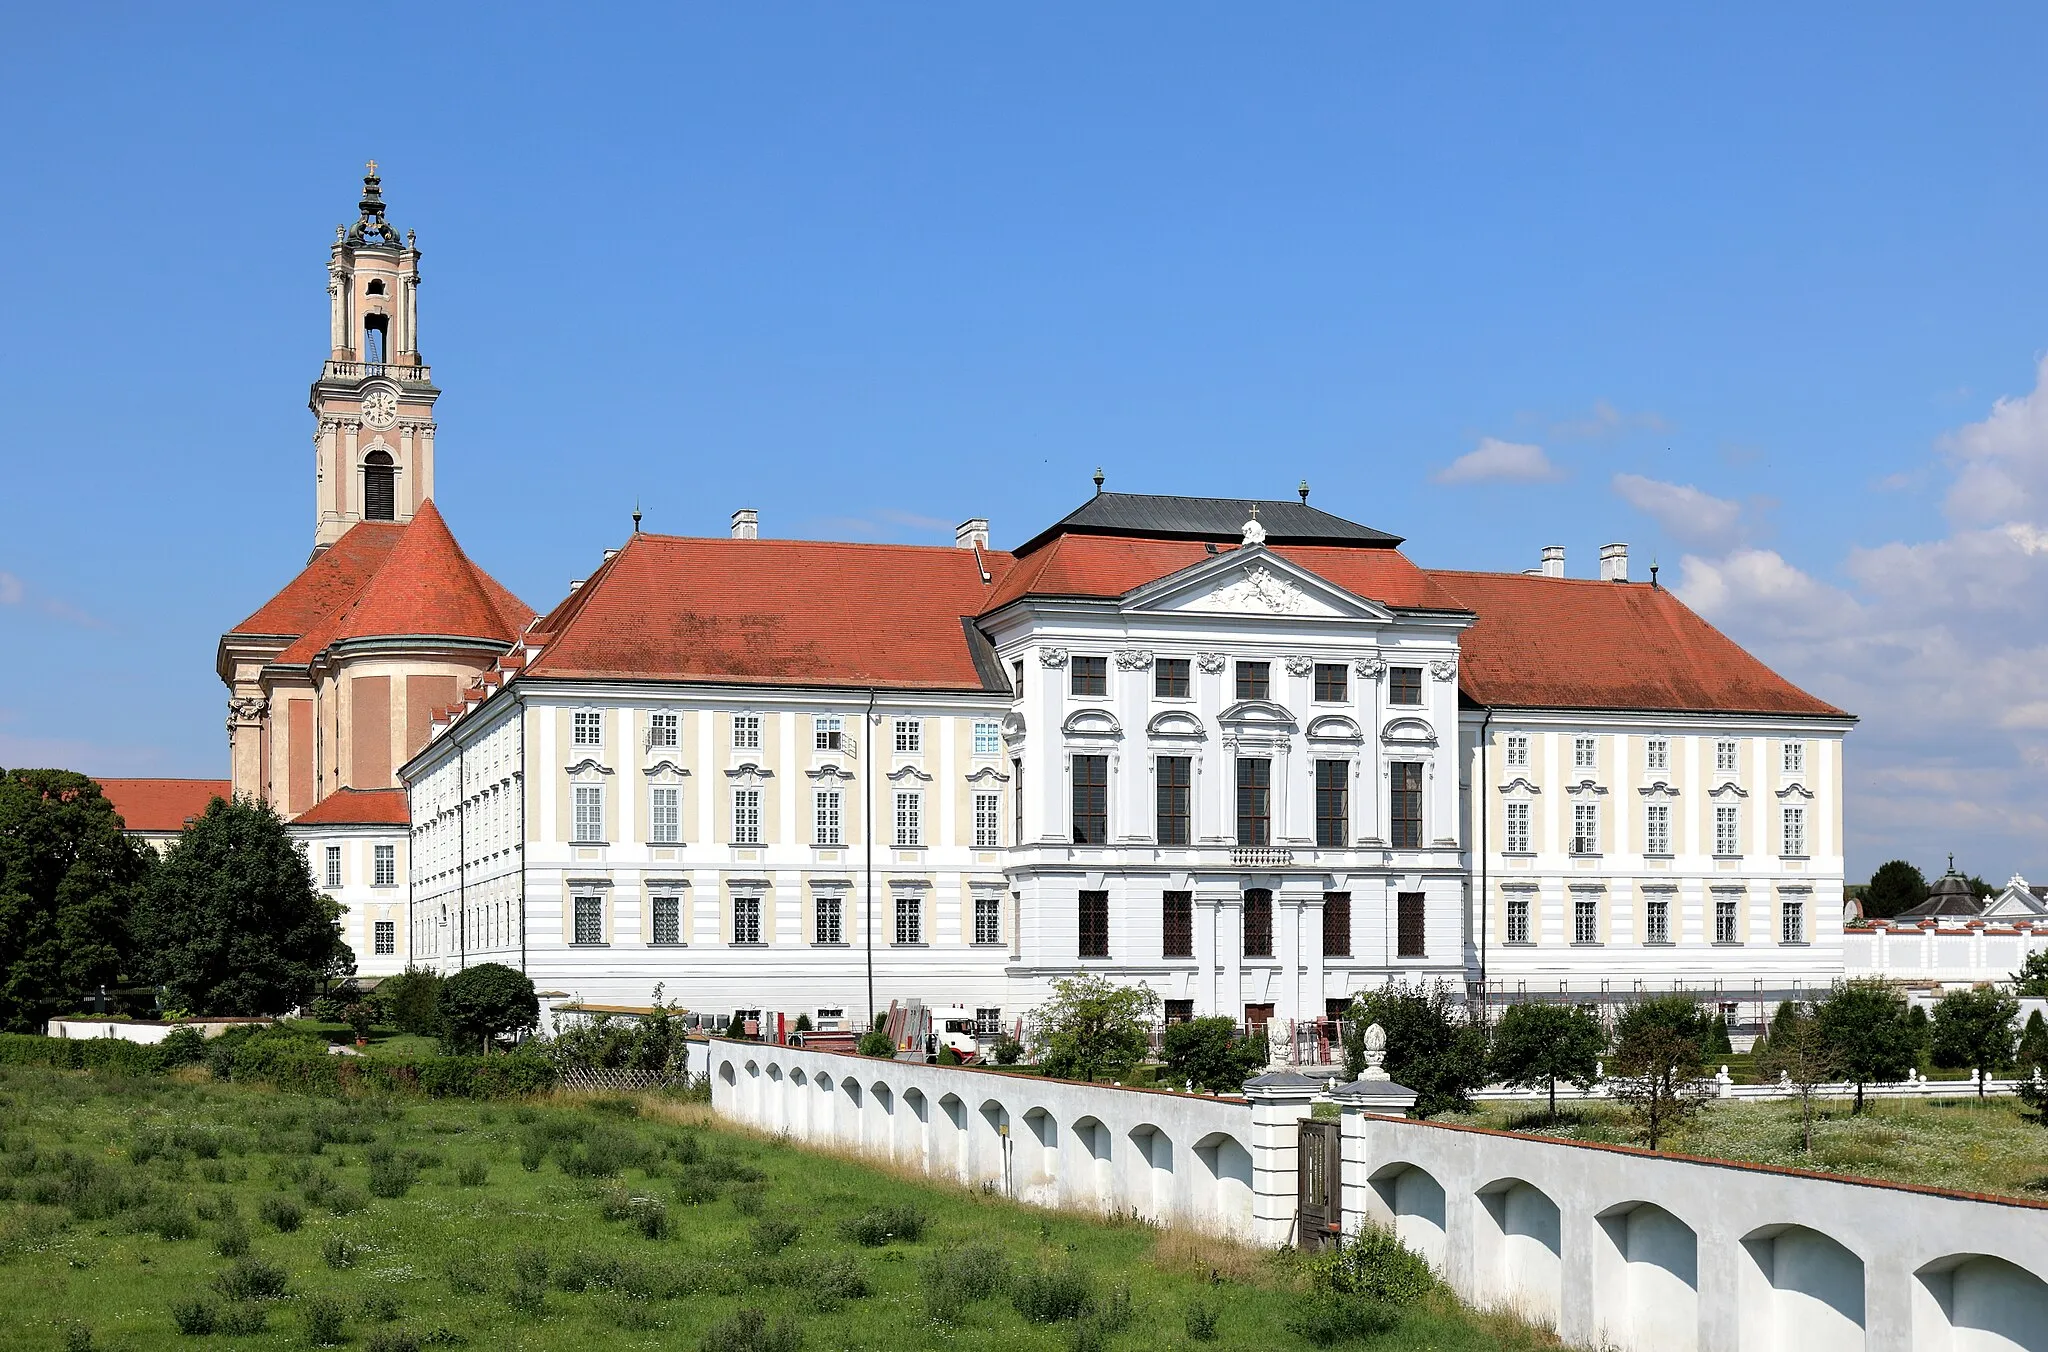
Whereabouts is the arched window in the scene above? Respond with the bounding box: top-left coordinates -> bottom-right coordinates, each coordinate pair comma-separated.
363,450 -> 396,521
363,314 -> 388,364
365,278 -> 386,296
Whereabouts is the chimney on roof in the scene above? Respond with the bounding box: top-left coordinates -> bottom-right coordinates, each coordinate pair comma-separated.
568,579 -> 585,593
955,518 -> 990,550
731,508 -> 759,540
602,548 -> 618,562
1600,542 -> 1629,582
1540,545 -> 1566,579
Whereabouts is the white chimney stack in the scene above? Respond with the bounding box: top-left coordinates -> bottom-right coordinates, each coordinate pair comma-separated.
1540,545 -> 1566,578
1600,543 -> 1629,582
731,508 -> 759,540
955,518 -> 990,550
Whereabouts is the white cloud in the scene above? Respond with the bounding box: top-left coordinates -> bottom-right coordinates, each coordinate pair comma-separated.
1432,438 -> 1563,485
1611,473 -> 1745,550
1942,353 -> 2048,525
0,570 -> 102,627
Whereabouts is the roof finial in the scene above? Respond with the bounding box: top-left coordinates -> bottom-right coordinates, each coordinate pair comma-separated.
1093,466 -> 1105,495
632,498 -> 642,534
1949,851 -> 1956,874
1247,502 -> 1259,520
1298,479 -> 1310,504
1649,557 -> 1660,589
366,159 -> 378,177
1240,503 -> 1267,547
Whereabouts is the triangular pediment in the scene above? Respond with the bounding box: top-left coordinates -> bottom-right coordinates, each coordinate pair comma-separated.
1120,547 -> 1391,621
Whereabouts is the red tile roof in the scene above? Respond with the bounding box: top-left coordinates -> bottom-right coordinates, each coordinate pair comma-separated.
524,533 -> 1013,690
228,522 -> 407,637
292,787 -> 410,826
983,536 -> 1466,612
97,778 -> 228,833
1428,570 -> 1849,717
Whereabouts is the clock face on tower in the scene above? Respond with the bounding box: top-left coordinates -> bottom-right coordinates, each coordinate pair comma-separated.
361,387 -> 399,429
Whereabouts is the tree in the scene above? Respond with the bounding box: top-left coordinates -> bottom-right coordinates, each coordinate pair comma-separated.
1026,975 -> 1159,1082
1488,1003 -> 1605,1118
0,769 -> 154,1031
130,796 -> 349,1016
1754,1003 -> 1838,1152
1607,995 -> 1715,1150
373,965 -> 445,1036
2011,951 -> 2048,997
1161,1016 -> 1267,1094
438,962 -> 539,1052
1861,860 -> 1929,920
1928,987 -> 2019,1098
1342,980 -> 1489,1119
1813,978 -> 1919,1113
2016,1011 -> 2048,1126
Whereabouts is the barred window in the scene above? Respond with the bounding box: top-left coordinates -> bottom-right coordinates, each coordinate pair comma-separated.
1504,733 -> 1529,767
1396,892 -> 1426,957
1162,891 -> 1193,958
1505,801 -> 1531,853
894,791 -> 922,847
1782,806 -> 1806,857
1071,755 -> 1108,844
975,1007 -> 1003,1036
894,719 -> 921,753
1314,663 -> 1348,702
1156,756 -> 1192,845
895,894 -> 922,945
1646,737 -> 1669,771
974,894 -> 1001,945
1078,890 -> 1109,958
1573,895 -> 1599,945
373,844 -> 395,887
1781,899 -> 1806,945
652,895 -> 681,945
973,720 -> 1000,756
732,713 -> 761,750
1571,802 -> 1598,854
1154,658 -> 1190,698
1315,760 -> 1348,847
974,792 -> 1000,848
650,786 -> 681,844
1716,739 -> 1739,773
1645,803 -> 1671,856
815,789 -> 842,845
1165,998 -> 1195,1024
1716,897 -> 1739,944
1646,897 -> 1670,945
1242,888 -> 1274,958
574,785 -> 604,842
1236,757 -> 1271,845
1322,892 -> 1351,958
1235,661 -> 1270,701
325,845 -> 342,888
1715,804 -> 1740,856
815,895 -> 843,945
649,711 -> 679,748
1390,762 -> 1422,848
1507,895 -> 1531,945
814,715 -> 842,751
733,895 -> 761,945
573,895 -> 604,945
373,920 -> 395,955
1071,655 -> 1108,696
1782,741 -> 1804,774
1388,666 -> 1422,705
573,710 -> 603,747
732,788 -> 761,845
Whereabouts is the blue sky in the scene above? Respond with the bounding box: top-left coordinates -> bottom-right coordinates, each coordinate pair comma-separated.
5,5 -> 2048,882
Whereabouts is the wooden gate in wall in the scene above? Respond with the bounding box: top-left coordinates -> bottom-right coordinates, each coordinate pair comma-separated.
1297,1118 -> 1342,1249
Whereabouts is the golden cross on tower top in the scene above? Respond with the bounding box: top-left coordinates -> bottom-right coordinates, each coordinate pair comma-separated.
1247,503 -> 1260,520
366,159 -> 378,176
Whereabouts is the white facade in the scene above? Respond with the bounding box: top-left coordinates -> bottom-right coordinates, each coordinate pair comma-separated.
292,821 -> 409,977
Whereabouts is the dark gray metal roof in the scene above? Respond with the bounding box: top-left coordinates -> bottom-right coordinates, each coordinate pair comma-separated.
1898,873 -> 1984,918
1014,491 -> 1402,556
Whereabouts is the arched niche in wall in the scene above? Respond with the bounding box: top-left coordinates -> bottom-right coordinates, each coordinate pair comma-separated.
1062,708 -> 1123,740
1306,714 -> 1364,745
1146,709 -> 1207,742
1381,716 -> 1437,749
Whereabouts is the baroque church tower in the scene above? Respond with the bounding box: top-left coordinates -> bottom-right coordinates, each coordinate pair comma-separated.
312,163 -> 438,552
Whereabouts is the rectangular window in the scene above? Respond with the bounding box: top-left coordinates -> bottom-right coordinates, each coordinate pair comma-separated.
1505,801 -> 1531,854
574,784 -> 604,843
650,786 -> 681,844
1574,736 -> 1597,769
1012,659 -> 1024,698
1243,888 -> 1274,958
1164,998 -> 1195,1024
1396,892 -> 1426,957
1716,739 -> 1739,773
1572,802 -> 1598,854
973,720 -> 1000,756
732,713 -> 761,750
1646,896 -> 1671,945
1783,741 -> 1804,774
974,894 -> 1001,945
1162,891 -> 1193,958
894,718 -> 921,753
894,791 -> 922,847
1071,655 -> 1108,696
814,789 -> 842,845
1235,661 -> 1270,701
732,788 -> 761,845
1079,890 -> 1109,957
1781,899 -> 1805,944
1645,803 -> 1671,856
1071,754 -> 1108,844
573,710 -> 603,747
1154,658 -> 1190,698
1323,892 -> 1352,957
734,895 -> 761,945
895,894 -> 922,944
373,920 -> 395,955
1507,895 -> 1531,945
815,715 -> 842,751
649,711 -> 679,748
652,895 -> 681,945
1573,895 -> 1599,945
1715,804 -> 1740,856
1716,897 -> 1739,944
1782,805 -> 1806,857
325,845 -> 342,888
1306,759 -> 1347,847
1388,666 -> 1423,705
1314,663 -> 1348,702
1156,756 -> 1192,845
1013,759 -> 1025,840
815,895 -> 844,944
973,792 -> 1001,848
573,895 -> 603,945
1390,762 -> 1422,848
1236,757 -> 1271,845
975,1007 -> 1002,1037
1505,733 -> 1529,767
373,844 -> 395,887
1646,737 -> 1668,771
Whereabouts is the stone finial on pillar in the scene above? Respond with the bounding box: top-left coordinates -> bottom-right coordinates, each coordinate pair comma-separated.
1332,1022 -> 1418,1115
1243,1059 -> 1322,1249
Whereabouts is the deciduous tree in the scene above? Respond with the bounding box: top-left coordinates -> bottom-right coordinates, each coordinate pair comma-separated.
438,962 -> 539,1052
1928,986 -> 2019,1098
2011,951 -> 2048,998
1342,980 -> 1489,1119
1754,1003 -> 1838,1152
1814,978 -> 1919,1113
1487,1002 -> 1605,1118
1161,1016 -> 1266,1094
1027,975 -> 1159,1082
1860,860 -> 1928,919
1607,995 -> 1715,1150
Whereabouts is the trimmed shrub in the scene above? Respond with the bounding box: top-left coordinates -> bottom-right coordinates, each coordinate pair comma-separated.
358,1290 -> 401,1323
729,1181 -> 768,1216
139,1201 -> 197,1241
368,1155 -> 417,1199
327,1185 -> 368,1216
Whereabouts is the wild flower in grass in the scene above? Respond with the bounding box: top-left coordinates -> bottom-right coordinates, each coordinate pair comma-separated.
837,1204 -> 927,1247
170,1297 -> 218,1335
212,1255 -> 289,1301
328,1186 -> 369,1216
322,1233 -> 358,1269
212,1219 -> 250,1258
518,1140 -> 545,1173
64,1324 -> 94,1352
699,1307 -> 804,1352
444,1251 -> 489,1296
303,1295 -> 347,1346
599,1293 -> 663,1330
505,1279 -> 546,1317
1096,1281 -> 1133,1333
358,1290 -> 401,1323
303,1171 -> 336,1206
634,1197 -> 671,1240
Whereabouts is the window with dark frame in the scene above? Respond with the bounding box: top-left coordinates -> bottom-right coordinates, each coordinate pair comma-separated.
1235,661 -> 1270,701
1313,663 -> 1348,702
1390,762 -> 1422,848
1155,658 -> 1191,698
1388,666 -> 1423,705
1242,888 -> 1274,958
1012,759 -> 1025,840
1071,754 -> 1109,844
1396,891 -> 1426,957
1322,892 -> 1351,957
894,893 -> 921,945
1071,655 -> 1108,696
652,895 -> 681,945
1156,756 -> 1192,845
974,894 -> 1001,945
1315,760 -> 1348,847
1162,891 -> 1193,958
1078,890 -> 1109,958
1236,757 -> 1271,845
815,895 -> 843,945
373,920 -> 395,955
734,895 -> 762,945
1164,998 -> 1195,1024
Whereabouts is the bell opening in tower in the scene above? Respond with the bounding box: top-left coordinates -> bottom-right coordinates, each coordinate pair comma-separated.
363,450 -> 396,521
363,314 -> 389,365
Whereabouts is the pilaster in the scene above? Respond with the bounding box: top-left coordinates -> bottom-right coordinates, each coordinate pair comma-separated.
1243,1069 -> 1319,1248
